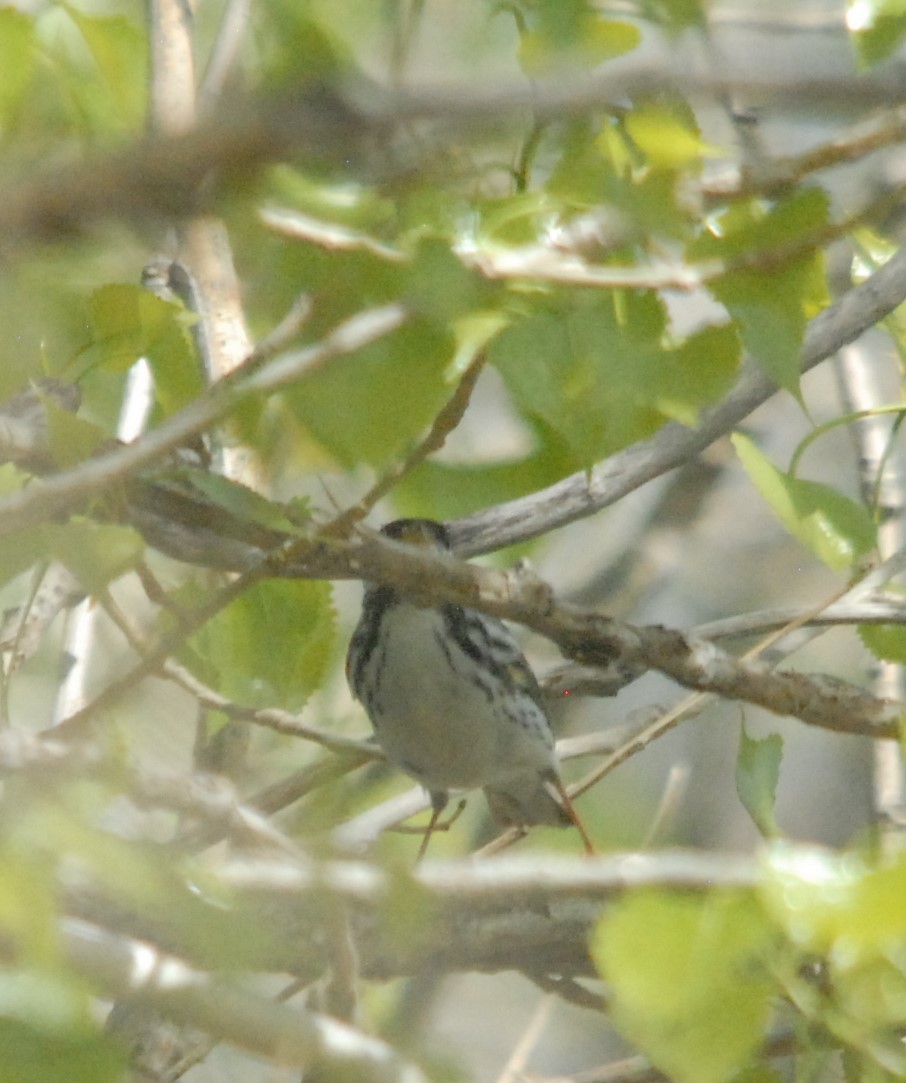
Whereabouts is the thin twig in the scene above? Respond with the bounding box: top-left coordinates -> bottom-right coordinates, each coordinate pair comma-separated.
53,559 -> 273,741
324,350 -> 488,535
497,995 -> 555,1083
0,303 -> 408,539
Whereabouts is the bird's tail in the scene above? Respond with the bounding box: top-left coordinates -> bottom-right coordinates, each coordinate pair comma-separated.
483,772 -> 571,828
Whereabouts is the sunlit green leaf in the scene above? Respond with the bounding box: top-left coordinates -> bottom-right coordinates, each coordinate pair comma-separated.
761,845 -> 906,959
732,433 -> 876,570
625,104 -> 720,171
592,891 -> 775,1083
736,724 -> 783,838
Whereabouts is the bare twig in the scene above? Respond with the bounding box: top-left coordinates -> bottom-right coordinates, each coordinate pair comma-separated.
703,106 -> 906,204
325,350 -> 487,534
198,0 -> 252,110
497,995 -> 555,1083
53,560 -> 272,741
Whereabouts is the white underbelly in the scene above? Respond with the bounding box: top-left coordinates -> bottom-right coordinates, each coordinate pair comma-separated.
366,604 -> 551,791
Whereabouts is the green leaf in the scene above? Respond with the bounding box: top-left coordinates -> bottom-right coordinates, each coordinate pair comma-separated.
81,285 -> 202,414
592,891 -> 775,1083
732,1070 -> 785,1083
44,520 -> 144,594
519,17 -> 640,73
0,1004 -> 124,1083
548,119 -> 625,209
712,264 -> 820,396
490,296 -> 665,468
655,323 -> 741,425
732,433 -> 876,570
515,0 -> 640,73
625,104 -> 720,171
168,470 -> 309,536
636,0 -> 707,32
405,238 -> 494,324
395,443 -> 575,522
61,4 -> 147,130
187,579 -> 335,710
492,297 -> 739,470
0,531 -> 49,590
0,9 -> 35,130
42,397 -> 106,470
736,724 -> 783,838
848,0 -> 906,66
0,855 -> 58,965
692,191 -> 830,394
289,318 -> 454,468
859,622 -> 906,664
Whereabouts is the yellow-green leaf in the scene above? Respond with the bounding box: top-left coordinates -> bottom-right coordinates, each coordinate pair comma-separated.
592,891 -> 775,1083
625,105 -> 721,170
732,433 -> 876,570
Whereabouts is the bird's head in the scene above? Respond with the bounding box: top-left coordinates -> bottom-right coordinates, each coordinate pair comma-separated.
380,518 -> 452,552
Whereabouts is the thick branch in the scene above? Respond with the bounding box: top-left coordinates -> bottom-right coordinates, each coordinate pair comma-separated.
64,848 -> 762,983
267,533 -> 900,739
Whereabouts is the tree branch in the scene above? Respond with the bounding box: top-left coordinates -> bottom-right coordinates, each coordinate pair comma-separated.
449,242 -> 906,554
61,917 -> 426,1083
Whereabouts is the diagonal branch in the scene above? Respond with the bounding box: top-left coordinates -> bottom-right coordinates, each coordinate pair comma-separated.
448,243 -> 906,555
0,303 -> 407,539
61,917 -> 427,1083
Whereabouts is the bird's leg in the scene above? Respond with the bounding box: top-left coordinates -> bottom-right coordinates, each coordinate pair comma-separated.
415,791 -> 450,864
550,774 -> 595,855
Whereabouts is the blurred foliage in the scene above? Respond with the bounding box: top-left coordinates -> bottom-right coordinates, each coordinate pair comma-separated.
593,844 -> 906,1083
0,0 -> 903,1079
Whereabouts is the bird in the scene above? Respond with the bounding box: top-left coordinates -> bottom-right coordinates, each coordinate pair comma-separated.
346,518 -> 593,859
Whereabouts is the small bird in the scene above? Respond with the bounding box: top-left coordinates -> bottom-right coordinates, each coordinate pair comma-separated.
346,518 -> 593,858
